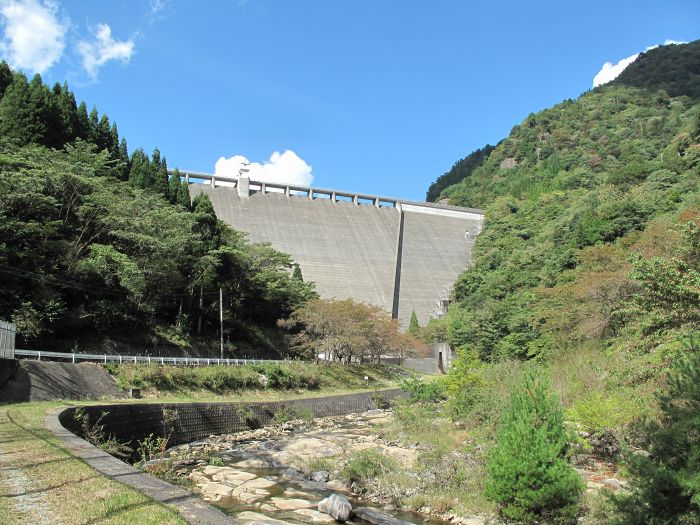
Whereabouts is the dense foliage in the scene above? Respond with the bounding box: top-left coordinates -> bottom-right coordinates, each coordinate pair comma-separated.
419,41 -> 700,522
426,144 -> 495,202
0,141 -> 316,353
611,40 -> 700,100
485,371 -> 583,523
437,41 -> 699,365
288,298 -> 427,363
0,62 -> 189,203
612,334 -> 700,524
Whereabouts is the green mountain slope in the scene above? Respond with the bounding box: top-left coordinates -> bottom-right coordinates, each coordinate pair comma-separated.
426,144 -> 495,202
424,42 -> 700,445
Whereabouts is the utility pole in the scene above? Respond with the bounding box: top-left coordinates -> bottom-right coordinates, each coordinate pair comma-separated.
219,287 -> 224,360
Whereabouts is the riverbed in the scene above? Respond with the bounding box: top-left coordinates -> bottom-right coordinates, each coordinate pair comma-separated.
163,409 -> 442,525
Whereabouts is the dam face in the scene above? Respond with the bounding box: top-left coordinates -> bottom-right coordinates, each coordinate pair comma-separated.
187,174 -> 483,329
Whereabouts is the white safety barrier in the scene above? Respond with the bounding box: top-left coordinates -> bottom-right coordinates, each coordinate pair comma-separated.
14,349 -> 282,366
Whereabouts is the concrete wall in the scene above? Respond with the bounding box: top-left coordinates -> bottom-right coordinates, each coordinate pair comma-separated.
59,389 -> 404,450
189,176 -> 483,328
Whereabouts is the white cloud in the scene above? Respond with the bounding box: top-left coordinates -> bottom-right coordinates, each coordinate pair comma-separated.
76,23 -> 134,79
149,0 -> 169,16
593,39 -> 689,87
592,53 -> 640,87
0,0 -> 67,73
215,150 -> 314,187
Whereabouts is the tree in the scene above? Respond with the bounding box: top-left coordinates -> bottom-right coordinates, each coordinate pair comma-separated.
290,298 -> 426,363
292,263 -> 303,281
629,219 -> 700,333
408,310 -> 420,336
0,60 -> 12,98
612,334 -> 700,524
0,73 -> 42,145
485,370 -> 583,524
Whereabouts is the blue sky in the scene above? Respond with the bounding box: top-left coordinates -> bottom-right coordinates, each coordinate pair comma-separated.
1,1 -> 698,201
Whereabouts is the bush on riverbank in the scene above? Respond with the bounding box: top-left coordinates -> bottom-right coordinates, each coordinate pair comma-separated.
104,362 -> 401,395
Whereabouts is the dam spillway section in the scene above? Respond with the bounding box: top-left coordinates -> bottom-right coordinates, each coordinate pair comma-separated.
181,171 -> 484,329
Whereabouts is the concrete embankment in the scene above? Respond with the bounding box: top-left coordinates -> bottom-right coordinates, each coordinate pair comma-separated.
0,359 -> 125,402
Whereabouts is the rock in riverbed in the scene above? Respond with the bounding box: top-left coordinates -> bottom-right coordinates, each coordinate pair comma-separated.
318,494 -> 352,522
354,507 -> 414,525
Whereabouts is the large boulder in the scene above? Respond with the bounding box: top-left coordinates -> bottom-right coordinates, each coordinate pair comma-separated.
318,494 -> 352,522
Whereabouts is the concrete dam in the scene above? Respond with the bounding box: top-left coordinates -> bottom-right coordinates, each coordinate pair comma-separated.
185,172 -> 483,328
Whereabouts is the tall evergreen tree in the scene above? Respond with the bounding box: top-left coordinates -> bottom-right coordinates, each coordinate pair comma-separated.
177,177 -> 191,208
117,138 -> 130,181
151,147 -> 169,197
109,122 -> 120,160
292,263 -> 303,281
95,114 -> 112,152
76,101 -> 90,140
88,107 -> 100,145
129,148 -> 151,188
0,60 -> 12,99
408,310 -> 420,336
0,73 -> 42,145
169,168 -> 182,204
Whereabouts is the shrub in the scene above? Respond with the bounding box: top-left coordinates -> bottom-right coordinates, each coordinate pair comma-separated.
612,334 -> 700,524
566,391 -> 644,433
136,433 -> 168,464
484,370 -> 583,524
340,449 -> 399,490
398,375 -> 446,403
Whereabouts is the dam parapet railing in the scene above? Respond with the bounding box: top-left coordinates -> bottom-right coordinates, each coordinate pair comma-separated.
172,170 -> 485,219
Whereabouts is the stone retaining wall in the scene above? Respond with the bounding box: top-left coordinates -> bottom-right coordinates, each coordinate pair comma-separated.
59,389 -> 403,449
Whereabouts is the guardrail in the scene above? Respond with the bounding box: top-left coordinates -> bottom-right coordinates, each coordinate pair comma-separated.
14,349 -> 282,366
0,320 -> 15,359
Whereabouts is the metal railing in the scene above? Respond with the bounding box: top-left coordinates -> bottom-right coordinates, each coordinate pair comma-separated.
0,320 -> 15,359
14,349 -> 281,366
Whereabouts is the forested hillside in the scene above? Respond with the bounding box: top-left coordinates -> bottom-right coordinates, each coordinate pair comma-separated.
0,65 -> 316,355
411,41 -> 700,522
425,40 -> 699,431
426,144 -> 495,202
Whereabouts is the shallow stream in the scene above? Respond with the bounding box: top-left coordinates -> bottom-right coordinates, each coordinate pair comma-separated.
175,411 -> 444,525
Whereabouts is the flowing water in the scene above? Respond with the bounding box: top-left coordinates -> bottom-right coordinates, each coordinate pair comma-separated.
178,412 -> 446,525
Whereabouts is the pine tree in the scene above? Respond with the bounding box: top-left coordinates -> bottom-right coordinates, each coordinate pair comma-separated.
408,310 -> 420,336
485,370 -> 583,524
117,138 -> 130,181
151,147 -> 169,197
0,60 -> 12,98
129,148 -> 150,188
177,177 -> 191,208
95,114 -> 112,152
292,263 -> 303,281
76,101 -> 90,140
53,82 -> 80,144
612,334 -> 700,524
108,122 -> 120,160
0,73 -> 42,145
169,168 -> 182,204
88,107 -> 100,145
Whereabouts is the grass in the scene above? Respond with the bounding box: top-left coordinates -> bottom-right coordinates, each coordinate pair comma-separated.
379,400 -> 495,515
0,377 -> 401,525
106,362 -> 402,398
0,402 -> 187,525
